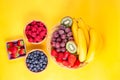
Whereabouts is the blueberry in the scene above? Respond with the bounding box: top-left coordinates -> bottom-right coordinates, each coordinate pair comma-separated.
42,65 -> 46,69
39,59 -> 43,63
40,52 -> 44,55
41,55 -> 45,59
39,63 -> 43,67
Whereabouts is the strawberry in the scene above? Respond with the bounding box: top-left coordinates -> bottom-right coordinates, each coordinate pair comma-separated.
8,46 -> 18,54
62,61 -> 70,67
56,53 -> 64,63
7,42 -> 14,48
10,53 -> 17,59
63,51 -> 70,60
72,59 -> 80,68
68,54 -> 77,67
17,40 -> 24,46
18,49 -> 25,55
51,49 -> 58,57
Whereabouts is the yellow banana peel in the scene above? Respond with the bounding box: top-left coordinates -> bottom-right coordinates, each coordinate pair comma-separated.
77,28 -> 87,62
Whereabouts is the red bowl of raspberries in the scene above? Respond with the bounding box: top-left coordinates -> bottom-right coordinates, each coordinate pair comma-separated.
25,20 -> 47,44
49,16 -> 83,69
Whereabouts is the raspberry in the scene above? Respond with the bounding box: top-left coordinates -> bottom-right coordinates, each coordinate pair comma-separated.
25,21 -> 47,43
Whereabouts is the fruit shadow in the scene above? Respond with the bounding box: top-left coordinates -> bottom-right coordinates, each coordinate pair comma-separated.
5,35 -> 23,42
26,41 -> 48,54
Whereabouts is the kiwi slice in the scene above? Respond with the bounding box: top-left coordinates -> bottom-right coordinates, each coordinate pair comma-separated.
66,41 -> 77,54
61,16 -> 73,27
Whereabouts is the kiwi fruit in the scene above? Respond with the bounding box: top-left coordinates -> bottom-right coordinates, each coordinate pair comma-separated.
66,41 -> 77,54
61,16 -> 73,27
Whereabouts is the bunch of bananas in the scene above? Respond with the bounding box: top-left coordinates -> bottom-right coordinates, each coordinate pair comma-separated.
72,18 -> 101,63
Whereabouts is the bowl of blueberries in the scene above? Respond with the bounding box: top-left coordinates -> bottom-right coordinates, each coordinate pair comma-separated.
26,49 -> 48,73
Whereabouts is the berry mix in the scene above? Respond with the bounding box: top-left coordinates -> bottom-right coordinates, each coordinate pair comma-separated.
6,39 -> 26,59
26,50 -> 48,72
51,17 -> 80,68
6,20 -> 48,72
6,17 -> 82,74
25,21 -> 47,43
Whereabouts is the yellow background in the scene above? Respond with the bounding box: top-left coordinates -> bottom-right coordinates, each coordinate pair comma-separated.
0,0 -> 120,80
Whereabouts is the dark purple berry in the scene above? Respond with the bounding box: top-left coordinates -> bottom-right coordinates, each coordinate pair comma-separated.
51,42 -> 56,48
59,25 -> 66,30
67,32 -> 73,37
68,37 -> 74,41
55,42 -> 60,48
61,34 -> 66,39
56,38 -> 62,42
53,31 -> 59,38
61,48 -> 66,52
56,48 -> 61,52
65,28 -> 71,33
58,29 -> 65,35
60,42 -> 66,47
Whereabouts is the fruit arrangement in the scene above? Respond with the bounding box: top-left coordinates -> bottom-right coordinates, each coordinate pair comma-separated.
26,50 -> 48,72
50,16 -> 100,68
6,39 -> 26,59
25,21 -> 47,43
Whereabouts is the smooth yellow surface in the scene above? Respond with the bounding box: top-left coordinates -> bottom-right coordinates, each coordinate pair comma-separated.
0,0 -> 120,80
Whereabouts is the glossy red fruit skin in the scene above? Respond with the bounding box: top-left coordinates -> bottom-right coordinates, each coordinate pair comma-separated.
68,54 -> 77,67
51,49 -> 58,57
17,40 -> 24,46
10,53 -> 16,59
8,46 -> 18,54
18,49 -> 25,55
63,51 -> 70,60
7,42 -> 14,48
71,59 -> 80,68
56,53 -> 64,63
62,61 -> 70,67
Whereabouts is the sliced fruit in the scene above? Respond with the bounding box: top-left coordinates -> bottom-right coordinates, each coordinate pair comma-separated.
68,54 -> 77,66
61,16 -> 73,27
66,41 -> 77,54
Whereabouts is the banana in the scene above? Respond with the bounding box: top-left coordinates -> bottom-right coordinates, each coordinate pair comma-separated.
77,18 -> 90,47
77,28 -> 87,62
71,19 -> 79,45
85,28 -> 98,63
